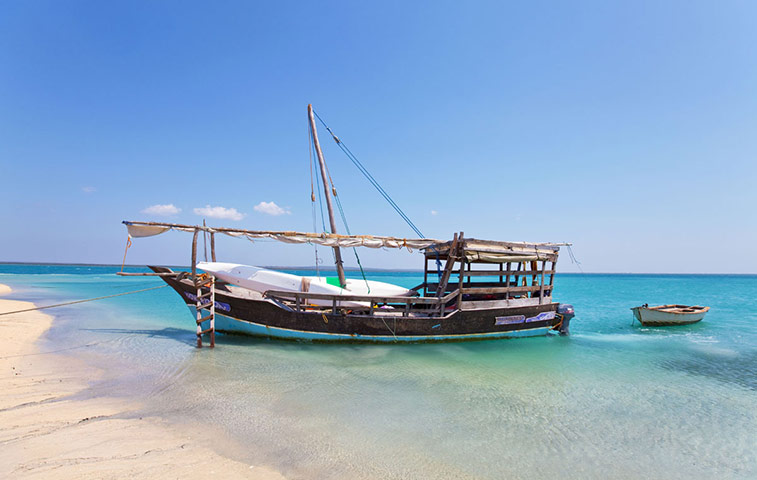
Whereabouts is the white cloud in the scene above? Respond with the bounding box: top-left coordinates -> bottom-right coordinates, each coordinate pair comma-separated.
253,201 -> 291,216
194,205 -> 245,221
431,210 -> 438,216
82,186 -> 96,193
142,204 -> 181,216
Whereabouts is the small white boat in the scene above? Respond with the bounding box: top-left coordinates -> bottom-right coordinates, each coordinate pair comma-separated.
197,262 -> 415,308
631,304 -> 710,326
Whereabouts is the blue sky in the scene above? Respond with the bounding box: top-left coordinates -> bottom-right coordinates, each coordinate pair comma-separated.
1,1 -> 755,273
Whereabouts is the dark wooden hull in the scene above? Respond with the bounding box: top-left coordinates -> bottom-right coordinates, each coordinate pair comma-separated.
153,267 -> 564,343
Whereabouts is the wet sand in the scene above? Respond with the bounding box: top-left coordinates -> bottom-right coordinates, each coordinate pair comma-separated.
0,284 -> 285,479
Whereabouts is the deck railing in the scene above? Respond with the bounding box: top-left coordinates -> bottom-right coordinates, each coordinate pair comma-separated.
264,289 -> 460,317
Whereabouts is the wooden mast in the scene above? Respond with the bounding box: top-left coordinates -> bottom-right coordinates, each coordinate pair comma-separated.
308,104 -> 347,288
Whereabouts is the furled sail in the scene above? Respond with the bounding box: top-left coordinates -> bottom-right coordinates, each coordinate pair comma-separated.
122,221 -> 439,250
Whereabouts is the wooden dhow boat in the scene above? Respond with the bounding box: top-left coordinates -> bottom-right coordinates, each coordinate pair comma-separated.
631,304 -> 709,326
118,105 -> 576,346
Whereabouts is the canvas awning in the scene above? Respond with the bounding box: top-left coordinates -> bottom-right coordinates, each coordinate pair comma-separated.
463,252 -> 549,263
123,221 -> 439,250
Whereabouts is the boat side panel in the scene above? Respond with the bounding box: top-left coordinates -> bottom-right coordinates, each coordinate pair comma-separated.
635,307 -> 707,326
157,270 -> 561,340
211,312 -> 553,342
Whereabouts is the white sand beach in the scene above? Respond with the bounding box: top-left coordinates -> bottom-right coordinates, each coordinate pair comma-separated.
0,283 -> 285,479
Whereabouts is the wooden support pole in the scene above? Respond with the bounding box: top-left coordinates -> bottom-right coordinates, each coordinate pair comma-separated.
423,256 -> 429,297
549,260 -> 557,287
209,278 -> 216,348
191,229 -> 198,279
514,262 -> 522,292
210,232 -> 217,262
202,219 -> 208,262
505,262 -> 511,300
456,232 -> 465,308
436,233 -> 459,297
539,260 -> 546,304
308,104 -> 347,289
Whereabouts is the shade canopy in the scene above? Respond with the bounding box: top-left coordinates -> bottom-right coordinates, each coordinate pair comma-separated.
123,221 -> 439,250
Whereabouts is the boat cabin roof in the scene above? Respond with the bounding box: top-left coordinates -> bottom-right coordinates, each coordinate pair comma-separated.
424,237 -> 566,263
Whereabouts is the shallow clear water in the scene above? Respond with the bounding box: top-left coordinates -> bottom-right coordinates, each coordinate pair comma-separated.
2,264 -> 756,479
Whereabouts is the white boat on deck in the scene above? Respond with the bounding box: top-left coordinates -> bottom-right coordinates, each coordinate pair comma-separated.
197,262 -> 415,308
631,304 -> 710,326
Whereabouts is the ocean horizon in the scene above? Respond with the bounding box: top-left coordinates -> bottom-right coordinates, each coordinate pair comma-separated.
1,263 -> 755,479
2,262 -> 755,276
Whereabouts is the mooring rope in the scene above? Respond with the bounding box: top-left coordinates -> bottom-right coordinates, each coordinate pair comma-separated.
0,284 -> 169,317
380,316 -> 398,342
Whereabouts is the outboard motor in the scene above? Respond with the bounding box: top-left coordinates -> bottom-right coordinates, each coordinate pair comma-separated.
556,304 -> 575,336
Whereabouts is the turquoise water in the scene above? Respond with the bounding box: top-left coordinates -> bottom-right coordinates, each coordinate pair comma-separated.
1,264 -> 756,479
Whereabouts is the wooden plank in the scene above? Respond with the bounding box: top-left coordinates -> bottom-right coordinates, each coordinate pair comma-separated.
436,233 -> 459,297
264,289 -> 457,305
461,285 -> 546,294
459,269 -> 554,277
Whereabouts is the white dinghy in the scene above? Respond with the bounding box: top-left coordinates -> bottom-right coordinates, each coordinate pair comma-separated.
631,304 -> 710,326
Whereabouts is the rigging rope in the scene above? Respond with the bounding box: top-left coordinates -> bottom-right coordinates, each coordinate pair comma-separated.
310,123 -> 333,264
0,284 -> 169,317
312,109 -> 426,239
308,120 -> 321,277
333,190 -> 371,293
312,109 -> 443,278
566,245 -> 584,273
308,117 -> 370,291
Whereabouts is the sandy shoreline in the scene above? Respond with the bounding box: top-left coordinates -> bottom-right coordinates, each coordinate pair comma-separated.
0,283 -> 285,479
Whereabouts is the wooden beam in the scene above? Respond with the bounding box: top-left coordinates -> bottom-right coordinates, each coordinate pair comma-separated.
423,255 -> 429,297
191,228 -> 198,279
461,285 -> 545,294
264,289 -> 459,305
308,104 -> 347,289
549,260 -> 557,287
458,269 -> 555,277
457,232 -> 465,308
539,260 -> 546,304
436,233 -> 459,297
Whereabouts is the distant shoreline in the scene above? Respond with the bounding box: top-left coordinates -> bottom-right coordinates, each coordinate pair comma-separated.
1,261 -> 755,275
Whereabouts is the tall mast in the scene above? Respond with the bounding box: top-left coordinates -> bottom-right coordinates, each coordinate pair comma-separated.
308,104 -> 347,289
